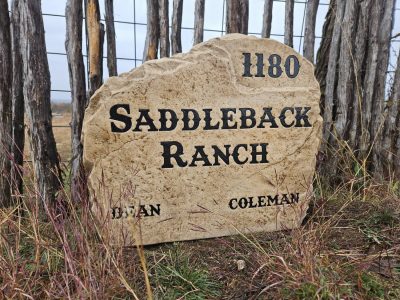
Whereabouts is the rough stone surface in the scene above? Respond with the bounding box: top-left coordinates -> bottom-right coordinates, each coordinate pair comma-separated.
82,34 -> 322,245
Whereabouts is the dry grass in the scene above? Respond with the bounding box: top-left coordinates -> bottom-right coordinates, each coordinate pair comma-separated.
1,106 -> 399,299
1,171 -> 399,299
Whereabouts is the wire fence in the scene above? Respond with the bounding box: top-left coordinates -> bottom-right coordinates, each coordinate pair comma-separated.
29,0 -> 400,161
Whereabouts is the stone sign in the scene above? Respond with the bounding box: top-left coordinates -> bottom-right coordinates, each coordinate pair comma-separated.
82,34 -> 322,245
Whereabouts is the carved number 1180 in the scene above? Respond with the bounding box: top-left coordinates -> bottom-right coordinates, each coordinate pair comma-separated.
242,53 -> 300,79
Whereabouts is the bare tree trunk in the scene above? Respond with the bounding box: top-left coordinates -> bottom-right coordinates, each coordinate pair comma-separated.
0,0 -> 13,207
105,0 -> 117,76
334,0 -> 357,140
321,0 -> 345,151
171,0 -> 183,54
193,0 -> 205,45
284,0 -> 294,47
66,0 -> 88,202
303,0 -> 319,62
18,0 -> 62,206
86,0 -> 103,98
11,0 -> 25,199
143,0 -> 159,61
261,0 -> 273,38
159,0 -> 169,57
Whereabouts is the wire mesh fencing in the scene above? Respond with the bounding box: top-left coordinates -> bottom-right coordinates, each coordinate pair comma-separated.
22,0 -> 400,162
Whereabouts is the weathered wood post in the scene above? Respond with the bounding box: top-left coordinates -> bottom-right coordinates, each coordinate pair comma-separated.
261,0 -> 273,38
393,56 -> 400,178
320,0 -> 345,150
18,0 -> 62,206
171,0 -> 183,54
315,0 -> 396,178
334,0 -> 357,142
0,0 -> 13,207
284,0 -> 294,47
371,0 -> 395,175
143,0 -> 159,61
226,0 -> 248,34
86,0 -> 104,98
303,0 -> 319,62
66,0 -> 88,202
348,0 -> 369,149
159,0 -> 169,57
193,0 -> 205,45
239,0 -> 248,35
105,0 -> 118,76
383,52 -> 400,177
11,0 -> 25,199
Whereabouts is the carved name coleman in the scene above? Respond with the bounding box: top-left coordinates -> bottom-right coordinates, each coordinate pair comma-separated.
109,106 -> 312,168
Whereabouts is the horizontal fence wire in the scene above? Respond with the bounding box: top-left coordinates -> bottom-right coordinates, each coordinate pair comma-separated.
17,0 -> 399,164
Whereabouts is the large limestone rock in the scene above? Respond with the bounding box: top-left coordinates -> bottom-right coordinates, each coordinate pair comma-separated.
82,34 -> 322,245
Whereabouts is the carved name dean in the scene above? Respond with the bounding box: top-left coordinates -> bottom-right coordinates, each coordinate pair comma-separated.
82,34 -> 322,245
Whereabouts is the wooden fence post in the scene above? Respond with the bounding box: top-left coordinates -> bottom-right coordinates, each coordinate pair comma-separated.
11,0 -> 25,200
393,55 -> 400,178
334,0 -> 357,141
143,0 -> 159,61
18,0 -> 62,206
315,0 -> 335,112
193,0 -> 205,45
86,0 -> 103,98
303,0 -> 319,62
360,0 -> 383,157
371,0 -> 395,175
348,1 -> 369,149
66,0 -> 88,202
239,0 -> 249,35
284,0 -> 294,47
105,0 -> 117,76
226,0 -> 248,34
171,0 -> 183,54
226,0 -> 239,33
321,0 -> 345,150
159,0 -> 169,57
261,0 -> 273,38
383,52 -> 400,177
0,0 -> 13,207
